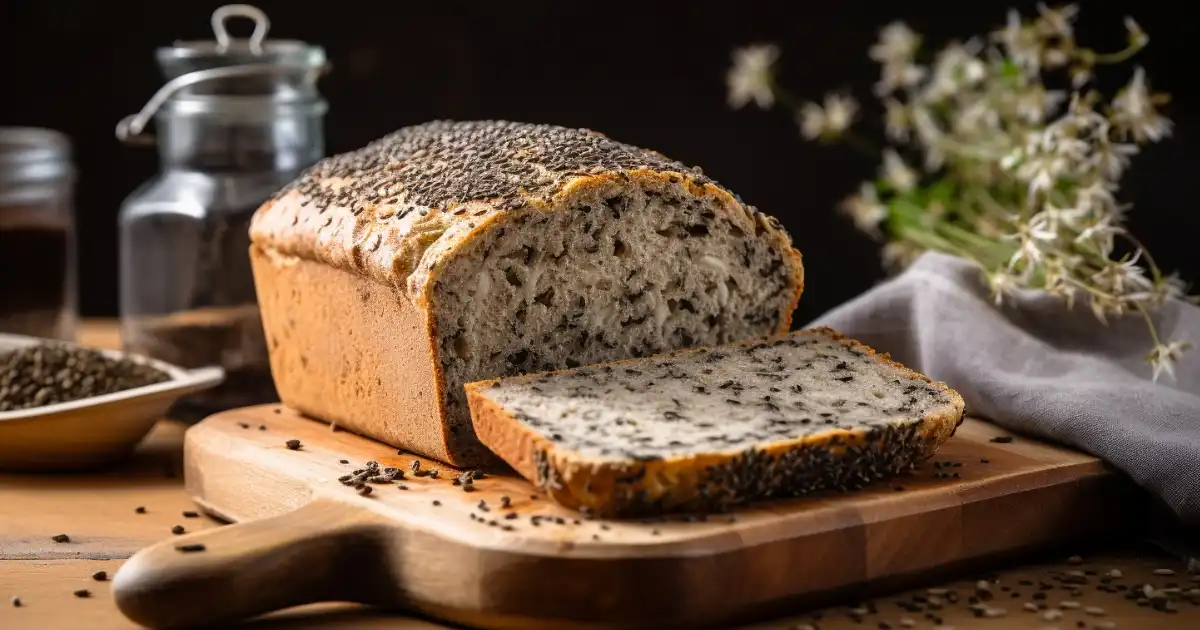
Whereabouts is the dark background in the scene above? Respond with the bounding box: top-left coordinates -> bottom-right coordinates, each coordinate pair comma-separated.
1,0 -> 1196,325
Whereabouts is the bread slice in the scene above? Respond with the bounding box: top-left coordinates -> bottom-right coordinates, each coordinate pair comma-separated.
250,121 -> 804,466
466,327 -> 966,517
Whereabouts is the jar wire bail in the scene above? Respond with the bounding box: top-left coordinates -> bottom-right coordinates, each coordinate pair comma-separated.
211,4 -> 271,55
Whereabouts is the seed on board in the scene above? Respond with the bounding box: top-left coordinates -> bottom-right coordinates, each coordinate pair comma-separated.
285,439 -> 302,450
171,525 -> 185,535
73,589 -> 90,598
477,500 -> 489,512
1023,602 -> 1038,612
975,580 -> 991,591
135,506 -> 146,514
411,460 -> 421,473
500,496 -> 512,509
10,596 -> 21,607
51,534 -> 70,543
92,571 -> 107,581
899,619 -> 914,628
357,485 -> 373,497
1067,555 -> 1084,565
397,484 -> 408,490
237,422 -> 249,429
1059,600 -> 1080,609
182,511 -> 199,518
463,484 -> 476,493
176,544 -> 206,553
339,459 -> 349,464
980,457 -> 990,463
1153,568 -> 1176,576
1084,606 -> 1106,616
1107,569 -> 1123,579
1042,609 -> 1063,621
432,500 -> 441,506
258,425 -> 266,430
989,436 -> 1014,443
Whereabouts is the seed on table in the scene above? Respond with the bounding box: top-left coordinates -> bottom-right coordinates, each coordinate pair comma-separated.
500,496 -> 511,509
10,596 -> 21,607
1085,606 -> 1106,616
339,459 -> 349,464
237,422 -> 250,429
51,534 -> 70,543
432,500 -> 441,506
1107,569 -> 1123,578
175,544 -> 205,553
1059,600 -> 1080,609
171,525 -> 185,535
356,485 -> 373,497
1153,568 -> 1176,576
182,511 -> 199,518
1067,555 -> 1084,565
989,435 -> 1014,443
73,589 -> 90,598
285,439 -> 302,450
134,506 -> 146,514
258,425 -> 266,430
975,580 -> 991,590
899,619 -> 914,628
1023,602 -> 1038,612
1042,609 -> 1063,621
91,571 -> 107,581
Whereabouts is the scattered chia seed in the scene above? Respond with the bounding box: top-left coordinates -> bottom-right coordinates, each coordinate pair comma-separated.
182,511 -> 199,518
51,534 -> 69,543
73,589 -> 90,598
176,544 -> 205,553
10,596 -> 21,607
258,425 -> 266,430
357,485 -> 373,497
171,525 -> 185,535
135,506 -> 146,514
339,459 -> 349,464
285,439 -> 302,450
92,571 -> 107,581
1154,568 -> 1176,576
1067,555 -> 1084,565
237,422 -> 249,429
432,500 -> 441,506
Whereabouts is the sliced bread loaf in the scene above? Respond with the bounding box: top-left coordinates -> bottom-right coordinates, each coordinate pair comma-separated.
251,120 -> 804,467
466,327 -> 966,517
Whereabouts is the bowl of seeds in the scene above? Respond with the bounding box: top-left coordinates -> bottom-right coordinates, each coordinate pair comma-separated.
0,333 -> 224,471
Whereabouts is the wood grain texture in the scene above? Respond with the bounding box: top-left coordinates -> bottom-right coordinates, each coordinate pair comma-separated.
111,405 -> 1143,629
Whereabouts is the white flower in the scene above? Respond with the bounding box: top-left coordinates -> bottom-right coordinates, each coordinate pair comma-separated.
994,9 -> 1043,73
875,61 -> 927,97
910,106 -> 945,170
1016,87 -> 1068,124
1035,3 -> 1079,39
797,93 -> 859,140
884,98 -> 910,142
1074,214 -> 1124,256
1004,220 -> 1058,270
1090,254 -> 1154,299
726,44 -> 779,110
1090,140 -> 1139,180
1145,340 -> 1192,382
839,183 -> 889,238
922,41 -> 987,102
988,269 -> 1020,306
881,149 -> 918,191
870,22 -> 921,64
1125,16 -> 1149,48
1110,67 -> 1173,142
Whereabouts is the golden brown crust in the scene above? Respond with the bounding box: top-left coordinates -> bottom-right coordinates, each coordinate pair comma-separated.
466,328 -> 966,517
251,244 -> 498,467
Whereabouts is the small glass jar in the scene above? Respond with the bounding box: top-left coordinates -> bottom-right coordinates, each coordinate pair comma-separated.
0,128 -> 77,341
116,5 -> 328,420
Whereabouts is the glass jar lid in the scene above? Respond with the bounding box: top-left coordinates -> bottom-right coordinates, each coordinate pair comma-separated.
0,128 -> 73,188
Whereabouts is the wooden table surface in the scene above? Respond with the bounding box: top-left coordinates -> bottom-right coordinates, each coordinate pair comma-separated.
1,320 -> 1197,630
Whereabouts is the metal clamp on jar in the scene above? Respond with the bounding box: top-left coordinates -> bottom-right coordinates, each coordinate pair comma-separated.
116,4 -> 329,420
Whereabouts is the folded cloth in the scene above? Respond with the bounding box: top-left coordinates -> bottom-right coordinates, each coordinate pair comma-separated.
807,251 -> 1200,524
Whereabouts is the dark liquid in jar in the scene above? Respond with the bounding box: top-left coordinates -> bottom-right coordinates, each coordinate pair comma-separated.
0,226 -> 71,339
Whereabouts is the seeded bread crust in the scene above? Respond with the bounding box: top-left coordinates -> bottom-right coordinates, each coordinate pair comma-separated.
466,327 -> 966,517
250,121 -> 805,466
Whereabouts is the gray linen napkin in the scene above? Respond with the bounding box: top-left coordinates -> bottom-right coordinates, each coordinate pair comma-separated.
806,251 -> 1200,524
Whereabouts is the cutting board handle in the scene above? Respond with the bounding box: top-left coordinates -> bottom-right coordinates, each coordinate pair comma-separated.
113,499 -> 392,629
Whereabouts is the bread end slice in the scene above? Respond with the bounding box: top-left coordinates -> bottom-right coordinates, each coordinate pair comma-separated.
467,327 -> 965,518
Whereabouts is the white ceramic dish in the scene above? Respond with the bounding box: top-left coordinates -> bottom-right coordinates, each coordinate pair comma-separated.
0,332 -> 224,472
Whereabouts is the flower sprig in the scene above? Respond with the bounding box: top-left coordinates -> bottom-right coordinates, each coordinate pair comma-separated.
726,4 -> 1193,382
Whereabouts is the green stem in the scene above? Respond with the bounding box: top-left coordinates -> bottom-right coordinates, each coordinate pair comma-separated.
1090,43 -> 1145,65
1133,302 -> 1162,347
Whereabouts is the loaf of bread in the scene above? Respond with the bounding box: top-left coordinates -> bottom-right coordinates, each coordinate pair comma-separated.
466,327 -> 965,517
249,121 -> 804,466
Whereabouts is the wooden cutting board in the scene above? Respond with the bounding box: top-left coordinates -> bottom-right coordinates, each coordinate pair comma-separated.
112,405 -> 1141,630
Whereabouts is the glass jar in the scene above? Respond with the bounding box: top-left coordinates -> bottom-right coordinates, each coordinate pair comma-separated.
0,128 -> 77,341
116,4 -> 328,420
